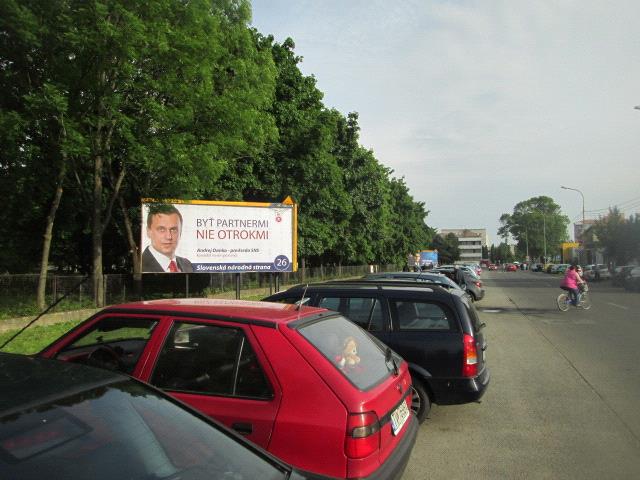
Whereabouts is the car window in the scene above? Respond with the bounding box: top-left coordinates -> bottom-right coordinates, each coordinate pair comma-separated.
151,322 -> 272,399
297,315 -> 392,390
391,300 -> 456,331
56,316 -> 158,374
318,296 -> 384,331
0,380 -> 286,480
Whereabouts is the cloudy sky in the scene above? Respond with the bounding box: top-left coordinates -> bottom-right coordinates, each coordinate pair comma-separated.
250,0 -> 640,244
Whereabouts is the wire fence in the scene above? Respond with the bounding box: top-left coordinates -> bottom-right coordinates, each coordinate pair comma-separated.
0,264 -> 396,321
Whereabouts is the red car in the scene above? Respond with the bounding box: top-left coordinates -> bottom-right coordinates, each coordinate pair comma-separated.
40,299 -> 418,479
505,263 -> 517,272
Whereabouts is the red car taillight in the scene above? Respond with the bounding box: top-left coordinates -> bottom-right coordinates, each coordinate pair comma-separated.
345,412 -> 380,458
462,333 -> 478,377
475,281 -> 482,288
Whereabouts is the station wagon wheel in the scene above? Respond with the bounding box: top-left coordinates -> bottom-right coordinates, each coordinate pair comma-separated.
411,379 -> 431,424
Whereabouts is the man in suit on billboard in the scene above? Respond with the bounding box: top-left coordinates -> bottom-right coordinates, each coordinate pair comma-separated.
142,204 -> 193,273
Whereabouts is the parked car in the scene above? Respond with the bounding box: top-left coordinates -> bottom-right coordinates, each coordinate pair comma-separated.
363,271 -> 465,291
624,266 -> 640,292
505,263 -> 517,272
612,265 -> 635,286
264,281 -> 490,424
0,352 -> 330,480
582,264 -> 611,281
530,263 -> 544,272
488,263 -> 498,271
429,266 -> 485,301
39,299 -> 418,479
549,264 -> 570,274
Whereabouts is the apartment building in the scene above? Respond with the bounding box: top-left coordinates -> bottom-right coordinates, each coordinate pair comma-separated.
439,228 -> 488,265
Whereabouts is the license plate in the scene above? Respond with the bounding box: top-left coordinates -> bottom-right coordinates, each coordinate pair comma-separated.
390,399 -> 410,435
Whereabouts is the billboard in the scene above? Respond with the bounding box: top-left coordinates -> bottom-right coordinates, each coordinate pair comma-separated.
419,250 -> 438,268
141,198 -> 297,273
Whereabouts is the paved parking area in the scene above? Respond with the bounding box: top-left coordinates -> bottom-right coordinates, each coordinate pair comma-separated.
403,272 -> 640,479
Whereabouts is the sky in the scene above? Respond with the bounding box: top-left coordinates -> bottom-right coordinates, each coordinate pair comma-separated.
250,0 -> 640,245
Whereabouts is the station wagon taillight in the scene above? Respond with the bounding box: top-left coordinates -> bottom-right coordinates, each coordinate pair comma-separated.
345,411 -> 380,458
462,333 -> 478,377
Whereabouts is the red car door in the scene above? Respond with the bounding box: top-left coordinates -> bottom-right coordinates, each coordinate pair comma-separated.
137,316 -> 282,448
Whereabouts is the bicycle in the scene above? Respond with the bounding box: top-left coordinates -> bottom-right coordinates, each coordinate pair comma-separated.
557,283 -> 591,311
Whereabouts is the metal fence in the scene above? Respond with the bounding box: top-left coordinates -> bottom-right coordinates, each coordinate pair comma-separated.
0,264 -> 396,319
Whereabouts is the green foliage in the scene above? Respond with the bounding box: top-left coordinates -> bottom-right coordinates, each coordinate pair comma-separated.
1,3 -> 435,282
499,196 -> 569,262
431,233 -> 460,264
589,209 -> 640,265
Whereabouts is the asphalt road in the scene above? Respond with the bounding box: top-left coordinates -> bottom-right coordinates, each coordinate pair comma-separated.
403,269 -> 640,479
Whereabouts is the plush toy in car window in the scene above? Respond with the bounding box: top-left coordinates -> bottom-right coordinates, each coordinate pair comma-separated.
336,336 -> 361,369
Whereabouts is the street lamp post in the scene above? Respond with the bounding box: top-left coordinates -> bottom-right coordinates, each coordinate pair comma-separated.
561,185 -> 585,241
542,212 -> 547,263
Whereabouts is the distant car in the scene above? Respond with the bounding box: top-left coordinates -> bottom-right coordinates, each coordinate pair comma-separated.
505,264 -> 517,272
264,281 -> 490,424
555,264 -> 571,274
612,265 -> 635,286
624,266 -> 640,292
582,264 -> 611,281
429,266 -> 485,301
488,263 -> 498,271
530,263 -> 544,272
40,299 -> 418,479
0,352 -> 329,480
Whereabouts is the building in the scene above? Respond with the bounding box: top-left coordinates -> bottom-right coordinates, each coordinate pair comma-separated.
439,228 -> 488,265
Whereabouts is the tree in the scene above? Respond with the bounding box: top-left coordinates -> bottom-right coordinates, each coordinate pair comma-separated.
498,196 -> 569,262
590,208 -> 640,265
430,233 -> 460,265
2,0 -> 277,305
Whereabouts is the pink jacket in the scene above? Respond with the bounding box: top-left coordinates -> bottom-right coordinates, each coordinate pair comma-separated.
561,269 -> 580,289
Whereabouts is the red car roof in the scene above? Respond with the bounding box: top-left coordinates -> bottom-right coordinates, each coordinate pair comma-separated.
103,298 -> 327,325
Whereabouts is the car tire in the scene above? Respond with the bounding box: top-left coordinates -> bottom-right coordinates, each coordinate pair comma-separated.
411,379 -> 431,424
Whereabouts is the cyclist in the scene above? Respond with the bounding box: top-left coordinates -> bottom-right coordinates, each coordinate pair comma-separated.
560,264 -> 586,306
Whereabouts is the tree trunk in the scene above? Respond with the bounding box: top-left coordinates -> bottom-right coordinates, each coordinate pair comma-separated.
119,196 -> 142,297
93,149 -> 104,307
36,162 -> 66,310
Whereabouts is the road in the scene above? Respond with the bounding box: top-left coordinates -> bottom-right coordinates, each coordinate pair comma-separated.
403,269 -> 640,479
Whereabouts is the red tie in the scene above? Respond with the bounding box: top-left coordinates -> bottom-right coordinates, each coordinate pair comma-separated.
168,260 -> 178,272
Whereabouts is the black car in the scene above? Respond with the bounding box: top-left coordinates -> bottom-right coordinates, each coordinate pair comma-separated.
0,352 -> 329,480
264,281 -> 490,423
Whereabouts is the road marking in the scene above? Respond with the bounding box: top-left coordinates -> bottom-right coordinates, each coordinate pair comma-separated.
481,309 -> 501,313
606,302 -> 628,310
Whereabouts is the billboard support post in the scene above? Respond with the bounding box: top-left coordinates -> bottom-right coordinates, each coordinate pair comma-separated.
185,274 -> 189,298
235,273 -> 241,299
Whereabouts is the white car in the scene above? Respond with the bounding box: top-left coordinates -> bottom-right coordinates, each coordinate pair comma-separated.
583,264 -> 611,281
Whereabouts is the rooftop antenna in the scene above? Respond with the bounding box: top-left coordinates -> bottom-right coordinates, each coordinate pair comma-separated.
296,283 -> 310,321
0,275 -> 89,351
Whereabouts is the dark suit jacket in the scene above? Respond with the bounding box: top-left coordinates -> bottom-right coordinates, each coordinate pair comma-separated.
142,246 -> 193,273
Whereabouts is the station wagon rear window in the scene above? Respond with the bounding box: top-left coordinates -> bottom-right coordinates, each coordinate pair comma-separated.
297,316 -> 393,390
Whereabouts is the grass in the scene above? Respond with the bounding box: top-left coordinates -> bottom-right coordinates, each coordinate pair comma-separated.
0,297 -> 96,321
0,320 -> 82,355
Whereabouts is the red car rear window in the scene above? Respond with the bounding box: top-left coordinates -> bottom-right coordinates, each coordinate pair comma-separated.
298,316 -> 392,390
